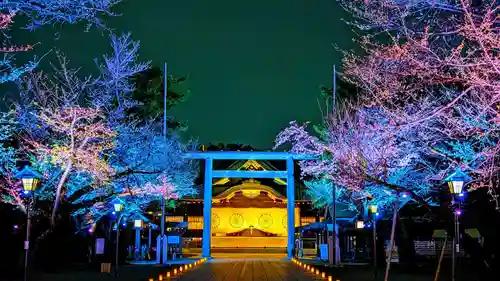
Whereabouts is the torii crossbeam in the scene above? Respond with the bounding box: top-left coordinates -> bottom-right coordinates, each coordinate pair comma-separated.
184,151 -> 316,258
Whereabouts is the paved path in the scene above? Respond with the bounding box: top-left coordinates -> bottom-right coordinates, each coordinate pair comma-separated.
171,258 -> 322,281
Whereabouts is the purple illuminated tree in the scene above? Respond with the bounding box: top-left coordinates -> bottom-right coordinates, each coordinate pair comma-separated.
276,105 -> 436,211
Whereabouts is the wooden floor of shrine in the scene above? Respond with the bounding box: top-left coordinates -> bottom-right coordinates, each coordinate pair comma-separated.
172,257 -> 323,281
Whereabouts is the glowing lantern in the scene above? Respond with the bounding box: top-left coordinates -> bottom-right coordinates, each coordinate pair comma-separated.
356,220 -> 365,229
445,168 -> 471,195
15,165 -> 41,194
134,218 -> 143,228
110,197 -> 124,212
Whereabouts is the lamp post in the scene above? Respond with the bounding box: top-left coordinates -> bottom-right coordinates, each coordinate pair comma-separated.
15,165 -> 41,281
134,216 -> 143,259
445,168 -> 471,281
110,198 -> 123,275
368,204 -> 378,271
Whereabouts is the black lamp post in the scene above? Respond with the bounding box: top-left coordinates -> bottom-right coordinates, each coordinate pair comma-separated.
368,204 -> 378,271
444,168 -> 471,281
110,197 -> 124,275
15,165 -> 41,281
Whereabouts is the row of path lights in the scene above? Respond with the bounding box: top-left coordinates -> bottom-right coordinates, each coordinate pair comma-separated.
291,258 -> 339,281
147,258 -> 208,281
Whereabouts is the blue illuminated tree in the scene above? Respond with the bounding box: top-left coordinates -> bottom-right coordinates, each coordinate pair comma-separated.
1,0 -> 122,30
70,33 -> 198,231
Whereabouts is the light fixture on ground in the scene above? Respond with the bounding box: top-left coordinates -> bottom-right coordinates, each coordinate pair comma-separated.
444,168 -> 471,281
15,165 -> 41,281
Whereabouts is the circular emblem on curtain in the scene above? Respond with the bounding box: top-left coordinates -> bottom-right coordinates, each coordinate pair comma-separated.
229,213 -> 244,228
282,215 -> 288,229
211,213 -> 220,229
258,214 -> 273,228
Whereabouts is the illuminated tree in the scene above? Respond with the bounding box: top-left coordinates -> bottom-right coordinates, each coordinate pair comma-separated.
276,105 -> 436,212
26,106 -> 115,225
305,178 -> 361,215
0,111 -> 24,210
1,0 -> 121,30
70,33 -> 197,230
0,11 -> 37,84
340,0 -> 500,206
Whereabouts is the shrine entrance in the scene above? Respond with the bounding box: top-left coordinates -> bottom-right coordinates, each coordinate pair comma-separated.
184,151 -> 315,258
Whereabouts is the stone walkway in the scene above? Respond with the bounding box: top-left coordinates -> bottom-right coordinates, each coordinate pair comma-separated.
172,258 -> 322,281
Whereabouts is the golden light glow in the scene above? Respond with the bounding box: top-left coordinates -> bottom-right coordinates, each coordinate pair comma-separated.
184,265 -> 188,270
166,272 -> 170,277
21,178 -> 39,191
322,272 -> 326,278
179,267 -> 183,272
211,207 -> 300,234
159,274 -> 163,280
167,216 -> 184,223
134,219 -> 142,228
149,279 -> 153,281
174,269 -> 177,275
316,269 -> 319,274
328,276 -> 332,281
301,217 -> 316,226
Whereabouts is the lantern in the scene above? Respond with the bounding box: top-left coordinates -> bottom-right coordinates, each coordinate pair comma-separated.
356,220 -> 365,229
15,165 -> 41,193
134,218 -> 143,228
110,197 -> 124,212
445,168 -> 471,195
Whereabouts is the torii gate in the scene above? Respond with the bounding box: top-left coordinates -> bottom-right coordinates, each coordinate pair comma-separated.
184,151 -> 315,258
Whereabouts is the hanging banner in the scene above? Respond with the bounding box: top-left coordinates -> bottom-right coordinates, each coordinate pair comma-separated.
167,236 -> 180,244
320,244 -> 329,260
95,238 -> 105,255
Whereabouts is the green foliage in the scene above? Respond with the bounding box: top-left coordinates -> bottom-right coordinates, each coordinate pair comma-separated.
127,67 -> 190,131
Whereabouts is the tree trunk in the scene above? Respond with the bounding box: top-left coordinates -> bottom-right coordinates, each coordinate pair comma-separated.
384,197 -> 399,281
51,160 -> 72,226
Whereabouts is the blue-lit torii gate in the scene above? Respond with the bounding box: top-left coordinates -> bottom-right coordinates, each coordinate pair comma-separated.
184,151 -> 315,259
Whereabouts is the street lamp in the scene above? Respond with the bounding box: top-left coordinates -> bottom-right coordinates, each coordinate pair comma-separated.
111,197 -> 124,213
356,220 -> 365,229
109,198 -> 123,275
133,215 -> 143,260
15,165 -> 41,281
445,168 -> 471,281
368,203 -> 378,272
445,168 -> 470,196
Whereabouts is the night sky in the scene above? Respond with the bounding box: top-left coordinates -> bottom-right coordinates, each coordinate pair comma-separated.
11,0 -> 354,149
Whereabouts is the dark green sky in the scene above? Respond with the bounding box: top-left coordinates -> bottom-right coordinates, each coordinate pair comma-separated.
12,0 -> 354,149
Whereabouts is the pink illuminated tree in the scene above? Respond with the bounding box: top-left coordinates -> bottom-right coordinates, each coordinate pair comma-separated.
26,106 -> 115,225
340,0 -> 500,205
